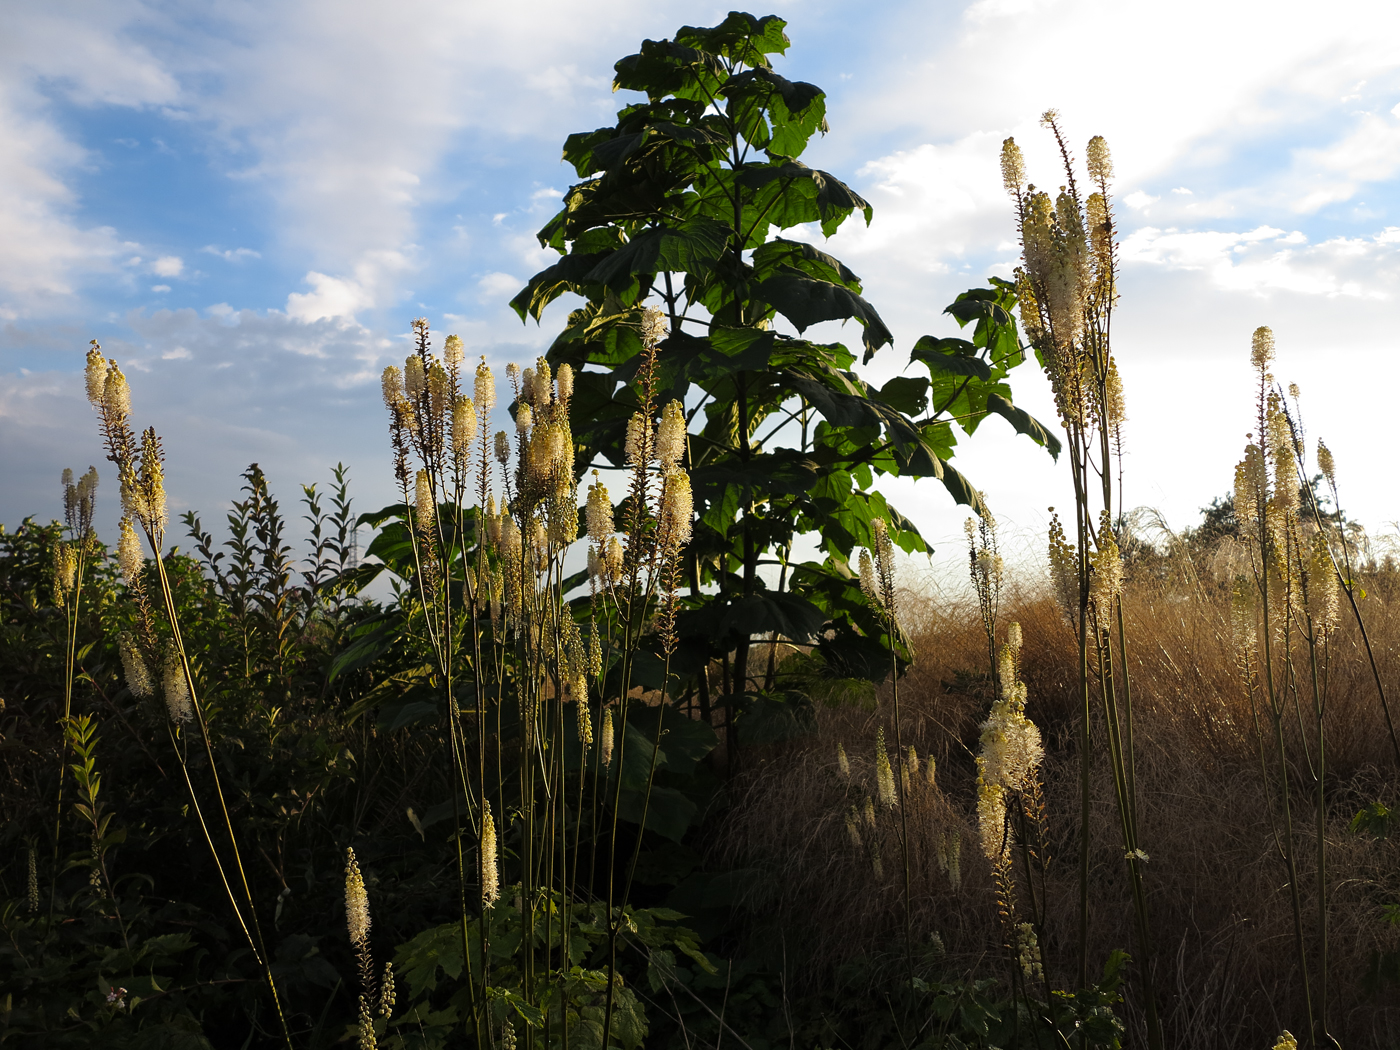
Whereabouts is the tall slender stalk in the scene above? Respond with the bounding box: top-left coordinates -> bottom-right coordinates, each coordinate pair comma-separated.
862,525 -> 914,981
1233,330 -> 1327,1043
1004,116 -> 1161,1044
372,311 -> 689,1050
46,466 -> 98,934
83,345 -> 293,1048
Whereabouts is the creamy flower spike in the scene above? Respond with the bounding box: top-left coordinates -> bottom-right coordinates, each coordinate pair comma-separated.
1251,326 -> 1275,372
475,359 -> 496,417
975,622 -> 1045,863
427,364 -> 449,422
656,400 -> 687,471
85,344 -> 107,406
103,363 -> 132,420
624,412 -> 651,467
1000,137 -> 1026,196
660,472 -> 693,549
586,473 -> 613,542
453,398 -> 476,454
480,801 -> 500,906
588,629 -> 603,677
119,633 -> 154,698
640,306 -> 668,348
404,356 -> 425,399
381,366 -> 404,410
163,648 -> 193,723
443,334 -> 464,369
1085,135 -> 1113,183
345,846 -> 371,944
1317,440 -> 1335,485
845,807 -> 862,848
415,471 -> 433,523
1305,532 -> 1339,637
875,727 -> 897,808
600,707 -> 615,767
533,358 -> 552,409
575,682 -> 593,747
135,429 -> 168,534
858,549 -> 879,607
117,517 -> 144,585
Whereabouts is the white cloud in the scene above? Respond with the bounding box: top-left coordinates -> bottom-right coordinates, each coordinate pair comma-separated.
836,132 -> 1010,268
285,250 -> 412,322
476,271 -> 522,303
151,255 -> 184,277
201,245 -> 261,261
151,284 -> 171,292
0,3 -> 180,314
286,273 -> 369,324
1120,225 -> 1400,298
1289,112 -> 1400,212
0,301 -> 557,536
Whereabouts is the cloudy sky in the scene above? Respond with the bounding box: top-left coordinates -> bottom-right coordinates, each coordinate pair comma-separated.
5,0 -> 1400,572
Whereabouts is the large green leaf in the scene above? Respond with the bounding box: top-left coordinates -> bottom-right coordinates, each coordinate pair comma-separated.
721,68 -> 826,157
584,218 -> 730,286
757,270 -> 892,356
677,589 -> 827,648
614,38 -> 727,102
510,252 -> 610,321
878,375 -> 930,416
676,12 -> 790,65
616,785 -> 698,842
751,237 -> 861,291
985,392 -> 1063,459
911,335 -> 993,381
734,159 -> 872,237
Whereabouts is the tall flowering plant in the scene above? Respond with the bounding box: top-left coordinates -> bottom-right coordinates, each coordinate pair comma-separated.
374,309 -> 706,1049
1002,113 -> 1160,1045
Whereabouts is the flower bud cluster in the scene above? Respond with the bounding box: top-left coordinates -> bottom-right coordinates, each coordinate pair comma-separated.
1047,508 -> 1079,622
1089,511 -> 1123,612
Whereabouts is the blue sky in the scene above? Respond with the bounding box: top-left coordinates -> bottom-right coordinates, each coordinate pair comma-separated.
6,0 -> 1400,572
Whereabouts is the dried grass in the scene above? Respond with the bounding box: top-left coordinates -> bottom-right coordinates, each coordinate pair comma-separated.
711,568 -> 1400,1047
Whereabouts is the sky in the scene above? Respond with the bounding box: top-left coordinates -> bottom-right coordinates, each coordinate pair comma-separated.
5,0 -> 1400,577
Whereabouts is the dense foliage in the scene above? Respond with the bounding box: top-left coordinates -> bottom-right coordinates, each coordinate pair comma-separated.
515,11 -> 1056,757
